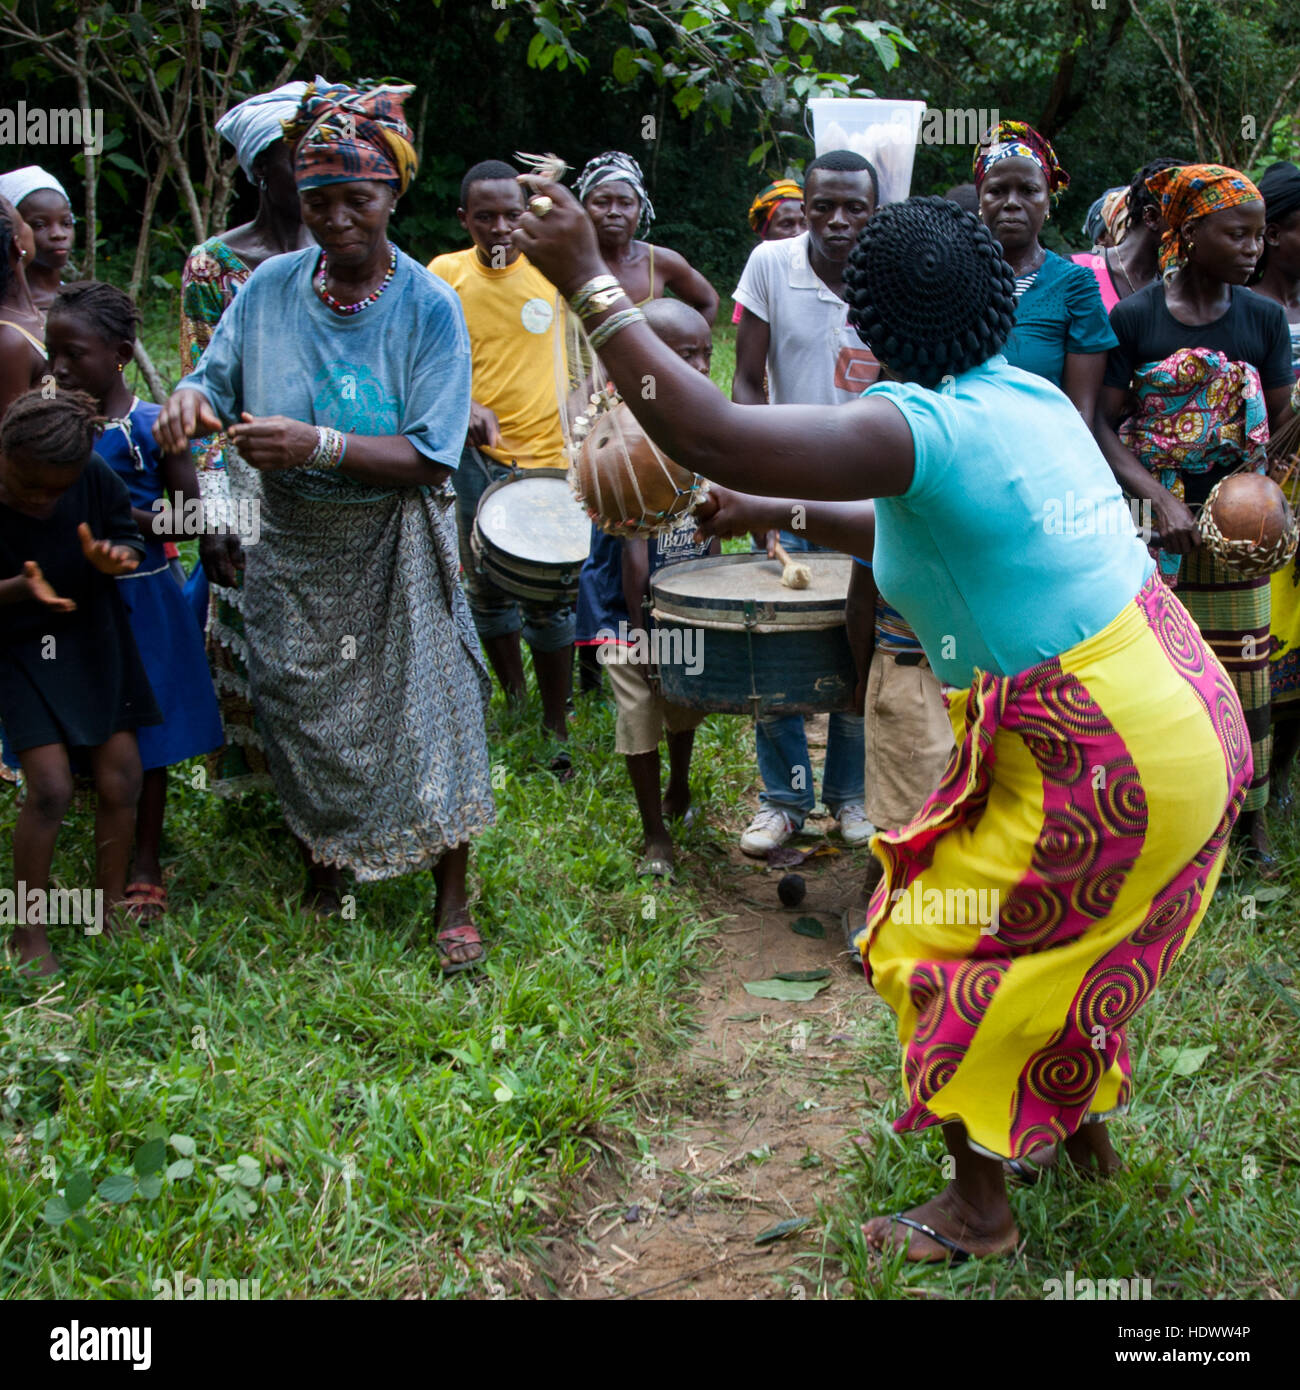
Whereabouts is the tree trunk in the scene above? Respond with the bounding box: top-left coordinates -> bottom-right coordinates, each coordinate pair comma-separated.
128,152 -> 172,304
132,340 -> 169,405
73,9 -> 96,280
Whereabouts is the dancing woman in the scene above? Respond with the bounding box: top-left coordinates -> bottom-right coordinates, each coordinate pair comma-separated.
513,183 -> 1249,1260
156,80 -> 495,972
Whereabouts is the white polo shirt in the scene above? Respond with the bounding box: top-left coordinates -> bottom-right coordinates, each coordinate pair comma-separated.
732,231 -> 880,405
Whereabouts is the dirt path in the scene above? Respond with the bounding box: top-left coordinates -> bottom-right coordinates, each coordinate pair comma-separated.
545,724 -> 893,1300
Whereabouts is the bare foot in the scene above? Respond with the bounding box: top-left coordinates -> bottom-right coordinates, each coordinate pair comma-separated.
862,1184 -> 1019,1263
1064,1122 -> 1123,1178
11,927 -> 60,976
302,883 -> 343,920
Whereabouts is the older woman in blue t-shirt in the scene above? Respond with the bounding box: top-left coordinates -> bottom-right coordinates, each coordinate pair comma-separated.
973,120 -> 1116,429
513,182 -> 1248,1265
154,81 -> 495,974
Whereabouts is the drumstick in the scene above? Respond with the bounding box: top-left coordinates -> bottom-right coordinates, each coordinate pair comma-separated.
772,539 -> 812,589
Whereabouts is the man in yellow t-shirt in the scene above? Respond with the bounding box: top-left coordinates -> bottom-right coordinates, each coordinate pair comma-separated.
430,160 -> 574,766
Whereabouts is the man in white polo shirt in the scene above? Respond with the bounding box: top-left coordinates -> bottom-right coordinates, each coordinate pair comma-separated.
731,150 -> 880,855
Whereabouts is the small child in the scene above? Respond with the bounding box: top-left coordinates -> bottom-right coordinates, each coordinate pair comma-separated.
585,299 -> 720,879
0,389 -> 160,973
43,282 -> 223,920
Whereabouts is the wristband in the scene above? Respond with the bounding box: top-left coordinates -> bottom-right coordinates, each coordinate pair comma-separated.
569,274 -> 625,319
587,306 -> 646,355
305,426 -> 346,470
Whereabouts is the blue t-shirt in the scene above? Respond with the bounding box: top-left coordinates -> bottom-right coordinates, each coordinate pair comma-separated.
866,356 -> 1155,686
184,245 -> 471,500
1002,248 -> 1117,387
96,401 -> 168,567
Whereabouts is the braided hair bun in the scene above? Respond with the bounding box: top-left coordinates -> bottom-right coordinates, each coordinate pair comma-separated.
843,195 -> 1017,387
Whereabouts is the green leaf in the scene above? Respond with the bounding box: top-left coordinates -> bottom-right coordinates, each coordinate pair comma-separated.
64,1171 -> 93,1212
681,8 -> 711,32
754,1216 -> 811,1245
791,916 -> 825,939
43,1196 -> 71,1226
775,968 -> 831,982
526,32 -> 547,66
1250,885 -> 1288,902
263,1174 -> 283,1195
165,1159 -> 194,1181
536,16 -> 564,44
629,22 -> 656,49
214,1164 -> 239,1182
744,977 -> 832,1001
97,1173 -> 136,1204
612,45 -> 638,84
1157,1044 -> 1216,1076
31,1118 -> 61,1142
493,1083 -> 514,1103
169,1134 -> 196,1157
137,1173 -> 163,1200
142,1121 -> 168,1142
155,58 -> 183,90
133,1137 -> 166,1176
64,1213 -> 94,1242
493,19 -> 510,42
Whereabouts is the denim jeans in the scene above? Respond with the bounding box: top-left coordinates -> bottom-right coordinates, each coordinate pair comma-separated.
753,530 -> 865,823
452,446 -> 576,652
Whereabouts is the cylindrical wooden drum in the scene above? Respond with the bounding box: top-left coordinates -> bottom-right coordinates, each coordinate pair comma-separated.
650,552 -> 856,716
470,467 -> 591,605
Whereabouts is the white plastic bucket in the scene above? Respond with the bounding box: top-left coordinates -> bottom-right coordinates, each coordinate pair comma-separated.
807,98 -> 927,205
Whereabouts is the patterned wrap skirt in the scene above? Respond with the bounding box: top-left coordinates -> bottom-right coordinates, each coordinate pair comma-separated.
852,576 -> 1250,1160
1177,550 -> 1270,812
242,476 -> 495,880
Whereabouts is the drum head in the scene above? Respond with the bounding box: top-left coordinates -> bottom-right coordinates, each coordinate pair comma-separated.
476,469 -> 590,566
651,552 -> 853,631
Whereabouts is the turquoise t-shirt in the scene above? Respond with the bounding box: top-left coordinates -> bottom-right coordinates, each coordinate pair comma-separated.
1002,248 -> 1117,387
867,356 -> 1155,687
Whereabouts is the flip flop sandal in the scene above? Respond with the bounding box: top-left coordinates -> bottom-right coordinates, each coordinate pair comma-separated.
120,882 -> 168,923
636,855 -> 675,883
1003,1150 -> 1057,1186
871,1213 -> 973,1265
437,921 -> 488,975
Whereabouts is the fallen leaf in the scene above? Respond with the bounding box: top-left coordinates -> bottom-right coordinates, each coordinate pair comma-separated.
724,1011 -> 762,1022
754,1217 -> 812,1246
776,967 -> 831,982
790,916 -> 826,939
1157,1043 -> 1216,1076
744,977 -> 832,1001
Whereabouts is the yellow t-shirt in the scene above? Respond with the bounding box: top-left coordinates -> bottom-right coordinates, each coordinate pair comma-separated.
428,247 -> 566,469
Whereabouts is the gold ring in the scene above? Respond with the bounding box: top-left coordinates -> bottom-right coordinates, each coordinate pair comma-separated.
529,195 -> 554,217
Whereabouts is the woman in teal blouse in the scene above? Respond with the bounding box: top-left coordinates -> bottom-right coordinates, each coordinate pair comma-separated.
973,120 -> 1116,428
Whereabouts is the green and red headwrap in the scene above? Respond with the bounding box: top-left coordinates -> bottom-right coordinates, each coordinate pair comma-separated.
971,120 -> 1069,198
747,178 -> 803,236
1145,163 -> 1262,276
284,79 -> 419,195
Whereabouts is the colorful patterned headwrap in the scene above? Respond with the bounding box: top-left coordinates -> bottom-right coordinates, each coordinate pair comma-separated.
971,120 -> 1069,198
1101,187 -> 1131,245
747,179 -> 803,236
284,80 -> 418,195
1145,163 -> 1261,276
575,151 -> 655,236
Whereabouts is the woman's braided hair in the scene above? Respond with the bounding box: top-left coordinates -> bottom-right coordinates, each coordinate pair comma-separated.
0,199 -> 19,304
843,195 -> 1016,387
48,280 -> 141,344
1127,156 -> 1184,231
0,388 -> 103,468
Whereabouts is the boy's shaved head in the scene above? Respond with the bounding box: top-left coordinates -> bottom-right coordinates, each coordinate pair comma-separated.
641,296 -> 712,376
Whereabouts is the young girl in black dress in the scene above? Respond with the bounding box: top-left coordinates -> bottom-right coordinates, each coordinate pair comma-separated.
0,389 -> 159,974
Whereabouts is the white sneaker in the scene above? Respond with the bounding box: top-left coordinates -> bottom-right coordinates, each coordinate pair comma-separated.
740,808 -> 798,856
837,802 -> 876,846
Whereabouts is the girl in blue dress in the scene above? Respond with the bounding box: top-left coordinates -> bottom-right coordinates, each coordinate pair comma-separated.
44,281 -> 223,919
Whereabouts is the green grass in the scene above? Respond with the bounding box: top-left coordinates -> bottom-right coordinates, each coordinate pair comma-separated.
0,685 -> 758,1298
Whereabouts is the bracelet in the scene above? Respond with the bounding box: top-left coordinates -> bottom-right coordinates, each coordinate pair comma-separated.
569,273 -> 624,319
587,306 -> 646,354
305,426 -> 347,470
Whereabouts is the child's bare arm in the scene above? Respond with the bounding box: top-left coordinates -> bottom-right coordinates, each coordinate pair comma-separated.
621,537 -> 650,628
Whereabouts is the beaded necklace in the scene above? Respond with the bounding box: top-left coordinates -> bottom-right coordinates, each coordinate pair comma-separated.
315,242 -> 397,315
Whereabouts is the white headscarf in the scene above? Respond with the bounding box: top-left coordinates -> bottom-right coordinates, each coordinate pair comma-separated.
215,80 -> 311,183
0,166 -> 70,211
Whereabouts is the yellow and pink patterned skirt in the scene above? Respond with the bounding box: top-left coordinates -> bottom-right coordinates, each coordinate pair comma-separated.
854,576 -> 1250,1160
